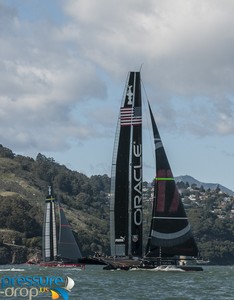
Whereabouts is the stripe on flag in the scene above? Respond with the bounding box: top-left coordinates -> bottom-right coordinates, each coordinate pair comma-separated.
120,107 -> 142,126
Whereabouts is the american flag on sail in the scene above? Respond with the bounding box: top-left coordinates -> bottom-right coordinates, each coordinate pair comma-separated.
120,107 -> 142,126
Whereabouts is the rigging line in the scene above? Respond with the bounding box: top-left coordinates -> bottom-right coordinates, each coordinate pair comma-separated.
141,78 -> 155,175
139,63 -> 144,72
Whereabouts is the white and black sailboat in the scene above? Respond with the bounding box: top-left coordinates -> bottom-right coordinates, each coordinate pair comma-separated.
106,71 -> 202,271
40,187 -> 85,268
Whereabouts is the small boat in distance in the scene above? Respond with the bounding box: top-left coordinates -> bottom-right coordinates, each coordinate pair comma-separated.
196,258 -> 210,265
40,187 -> 85,269
104,71 -> 203,271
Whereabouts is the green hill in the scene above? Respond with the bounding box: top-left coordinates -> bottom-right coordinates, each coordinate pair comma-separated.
0,144 -> 110,264
0,144 -> 234,265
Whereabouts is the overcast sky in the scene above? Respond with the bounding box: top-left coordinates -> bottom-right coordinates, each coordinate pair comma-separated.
1,0 -> 234,191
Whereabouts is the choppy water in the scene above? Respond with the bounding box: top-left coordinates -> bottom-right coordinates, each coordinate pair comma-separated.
0,264 -> 233,299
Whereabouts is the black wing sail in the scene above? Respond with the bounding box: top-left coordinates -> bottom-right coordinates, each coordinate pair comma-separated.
110,72 -> 143,257
145,102 -> 198,258
130,72 -> 143,257
58,204 -> 82,261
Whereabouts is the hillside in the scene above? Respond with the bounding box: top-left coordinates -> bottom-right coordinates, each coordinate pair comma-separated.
175,175 -> 234,196
0,144 -> 234,265
0,145 -> 110,264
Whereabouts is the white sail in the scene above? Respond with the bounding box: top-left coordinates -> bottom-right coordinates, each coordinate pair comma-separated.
64,276 -> 75,291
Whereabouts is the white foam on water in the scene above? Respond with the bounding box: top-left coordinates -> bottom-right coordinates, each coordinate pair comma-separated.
0,268 -> 25,272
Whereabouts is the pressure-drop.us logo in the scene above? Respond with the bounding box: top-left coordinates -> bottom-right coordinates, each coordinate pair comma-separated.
0,275 -> 75,300
50,276 -> 75,300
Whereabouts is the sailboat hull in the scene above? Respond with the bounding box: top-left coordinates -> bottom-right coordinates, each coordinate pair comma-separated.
101,257 -> 203,271
39,261 -> 85,269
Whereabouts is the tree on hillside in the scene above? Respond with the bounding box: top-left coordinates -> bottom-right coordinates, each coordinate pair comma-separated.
0,195 -> 42,237
0,145 -> 14,158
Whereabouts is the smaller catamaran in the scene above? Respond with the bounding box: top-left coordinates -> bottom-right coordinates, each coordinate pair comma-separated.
104,71 -> 203,271
40,187 -> 85,268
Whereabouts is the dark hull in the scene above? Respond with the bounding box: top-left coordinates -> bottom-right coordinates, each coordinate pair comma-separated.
27,257 -> 105,268
101,257 -> 141,270
78,257 -> 107,265
101,257 -> 203,271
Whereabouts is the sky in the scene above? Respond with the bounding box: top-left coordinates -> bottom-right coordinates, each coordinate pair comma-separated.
0,0 -> 234,191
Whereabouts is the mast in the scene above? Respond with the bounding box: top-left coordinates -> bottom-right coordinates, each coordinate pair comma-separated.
145,102 -> 199,258
42,186 -> 58,262
110,72 -> 143,257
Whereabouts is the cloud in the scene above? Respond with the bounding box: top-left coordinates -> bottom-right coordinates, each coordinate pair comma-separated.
0,0 -> 109,152
61,0 -> 234,136
1,0 -> 234,156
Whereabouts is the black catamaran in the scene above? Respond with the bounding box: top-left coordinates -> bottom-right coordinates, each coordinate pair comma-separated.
107,71 -> 202,271
40,187 -> 84,268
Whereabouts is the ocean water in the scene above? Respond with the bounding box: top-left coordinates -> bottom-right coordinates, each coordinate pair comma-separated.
0,264 -> 233,300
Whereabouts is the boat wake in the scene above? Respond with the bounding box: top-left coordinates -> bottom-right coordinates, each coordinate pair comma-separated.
152,266 -> 185,272
129,266 -> 185,272
0,268 -> 25,272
